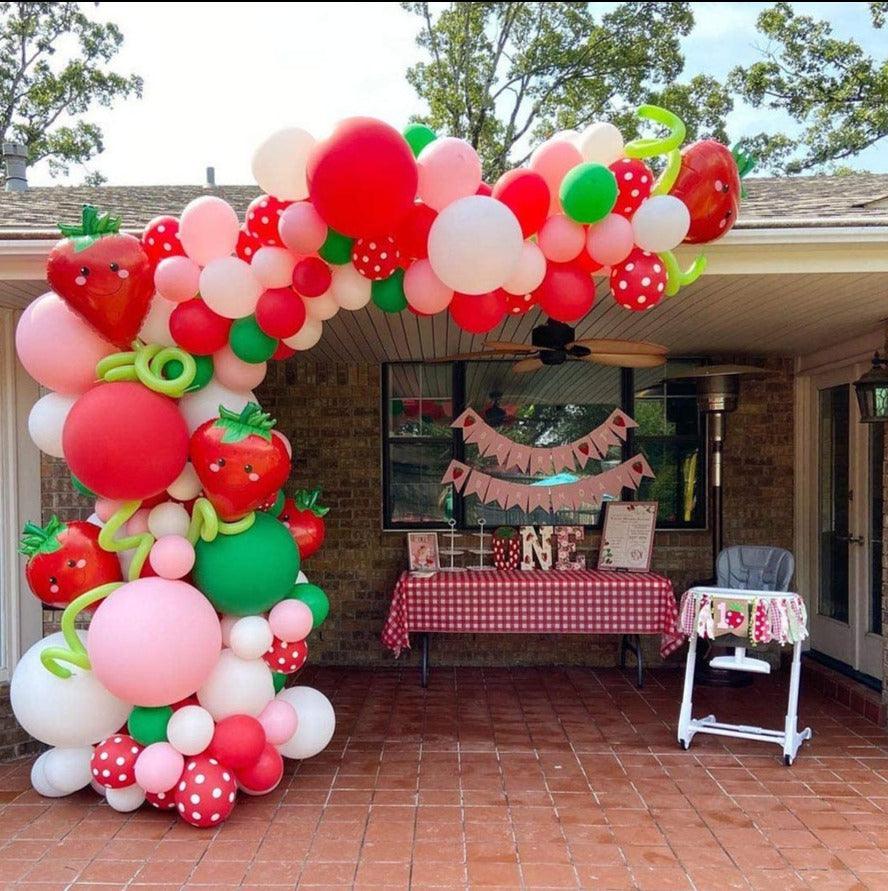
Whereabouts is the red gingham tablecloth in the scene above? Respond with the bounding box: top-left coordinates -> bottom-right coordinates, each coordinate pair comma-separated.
381,569 -> 682,658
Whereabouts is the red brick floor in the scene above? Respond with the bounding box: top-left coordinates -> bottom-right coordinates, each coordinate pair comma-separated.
2,664 -> 888,889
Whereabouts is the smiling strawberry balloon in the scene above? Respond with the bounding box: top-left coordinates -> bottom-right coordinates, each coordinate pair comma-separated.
190,403 -> 292,521
46,204 -> 154,348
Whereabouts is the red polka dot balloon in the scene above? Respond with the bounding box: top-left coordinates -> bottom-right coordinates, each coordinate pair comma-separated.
142,216 -> 185,266
609,158 -> 654,218
245,195 -> 292,247
504,290 -> 538,316
174,755 -> 238,828
145,788 -> 177,810
91,734 -> 143,789
236,226 -> 262,262
352,236 -> 401,281
610,248 -> 667,312
263,637 -> 308,674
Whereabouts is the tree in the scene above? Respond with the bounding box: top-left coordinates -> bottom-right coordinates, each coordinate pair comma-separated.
0,2 -> 141,183
402,2 -> 732,180
730,2 -> 888,174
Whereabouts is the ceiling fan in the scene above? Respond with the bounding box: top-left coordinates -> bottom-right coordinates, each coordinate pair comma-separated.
432,319 -> 668,373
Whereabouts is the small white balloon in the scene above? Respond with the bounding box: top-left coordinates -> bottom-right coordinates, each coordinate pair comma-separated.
577,122 -> 624,166
106,783 -> 146,813
229,616 -> 274,661
632,195 -> 691,253
296,570 -> 308,585
138,296 -> 176,347
252,246 -> 298,289
167,704 -> 215,757
329,264 -> 371,311
200,257 -> 263,319
502,242 -> 547,296
43,746 -> 94,794
147,502 -> 190,539
28,392 -> 76,458
197,649 -> 275,720
179,382 -> 255,435
31,752 -> 67,798
276,686 -> 335,760
86,513 -> 103,528
283,317 -> 322,351
166,463 -> 202,501
303,293 -> 339,322
252,127 -> 315,201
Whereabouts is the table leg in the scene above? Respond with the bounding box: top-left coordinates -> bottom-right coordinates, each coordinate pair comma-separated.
620,635 -> 644,688
420,633 -> 430,688
635,636 -> 644,688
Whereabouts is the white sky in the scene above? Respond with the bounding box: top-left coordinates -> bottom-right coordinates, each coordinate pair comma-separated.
23,1 -> 888,187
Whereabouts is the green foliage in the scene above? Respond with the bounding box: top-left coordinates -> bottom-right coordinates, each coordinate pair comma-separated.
729,2 -> 888,174
0,2 -> 142,181
402,2 -> 731,180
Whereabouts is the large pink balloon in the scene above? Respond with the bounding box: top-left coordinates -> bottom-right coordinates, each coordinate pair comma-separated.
87,578 -> 222,707
417,137 -> 482,211
154,256 -> 200,304
403,259 -> 454,314
538,214 -> 585,263
530,138 -> 583,213
178,197 -> 240,266
15,293 -> 116,394
586,214 -> 634,266
278,202 -> 327,255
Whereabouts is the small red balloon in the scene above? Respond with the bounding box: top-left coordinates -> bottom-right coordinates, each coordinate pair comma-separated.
504,290 -> 539,316
255,288 -> 306,339
351,236 -> 401,280
534,262 -> 597,323
170,299 -> 232,355
573,248 -> 603,274
476,181 -> 493,196
235,742 -> 284,795
271,342 -> 296,361
395,203 -> 437,259
145,788 -> 178,810
174,755 -> 237,828
91,734 -> 142,789
142,216 -> 185,266
449,290 -> 508,334
609,158 -> 654,218
492,169 -> 550,237
235,227 -> 262,262
610,248 -> 667,312
292,257 -> 332,297
262,637 -> 308,674
207,715 -> 266,770
245,195 -> 292,247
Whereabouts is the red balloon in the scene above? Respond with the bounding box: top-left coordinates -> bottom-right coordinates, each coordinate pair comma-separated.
395,203 -> 437,259
534,262 -> 597,323
610,248 -> 667,312
271,342 -> 296,361
170,299 -> 232,355
235,227 -> 262,262
504,290 -> 539,316
573,248 -> 603,274
174,755 -> 237,827
492,169 -> 550,237
476,181 -> 493,196
245,195 -> 292,247
292,257 -> 332,298
351,236 -> 401,280
142,216 -> 185,266
307,117 -> 417,238
255,288 -> 306,338
609,158 -> 654,218
63,383 -> 189,500
449,290 -> 508,334
235,742 -> 283,795
207,715 -> 266,770
145,788 -> 177,810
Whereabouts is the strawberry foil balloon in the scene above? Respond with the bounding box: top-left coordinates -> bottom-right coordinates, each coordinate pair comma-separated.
46,205 -> 154,348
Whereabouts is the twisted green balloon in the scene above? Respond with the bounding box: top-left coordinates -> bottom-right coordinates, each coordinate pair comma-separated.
661,251 -> 708,297
187,497 -> 255,545
99,500 -> 154,582
624,105 -> 687,161
97,340 -> 197,397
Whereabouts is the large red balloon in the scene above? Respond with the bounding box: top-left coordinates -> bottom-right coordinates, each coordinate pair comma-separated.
534,262 -> 597,323
62,382 -> 189,500
170,299 -> 232,355
395,203 -> 437,259
449,290 -> 508,334
492,169 -> 550,237
207,715 -> 266,770
307,117 -> 418,238
255,288 -> 306,338
235,742 -> 284,795
292,257 -> 332,298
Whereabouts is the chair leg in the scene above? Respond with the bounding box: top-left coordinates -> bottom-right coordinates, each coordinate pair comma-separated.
420,633 -> 430,688
619,634 -> 628,668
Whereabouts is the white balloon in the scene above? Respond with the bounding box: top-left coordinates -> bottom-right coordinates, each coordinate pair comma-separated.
427,196 -> 523,295
11,632 -> 132,748
166,463 -> 202,501
28,392 -> 76,458
179,382 -> 255,434
296,570 -> 308,584
200,257 -> 263,319
252,246 -> 297,289
31,752 -> 67,798
283,317 -> 322,351
197,649 -> 275,720
147,502 -> 190,539
577,122 -> 624,165
167,705 -> 215,756
43,746 -> 94,794
276,686 -> 336,760
90,778 -> 108,797
632,195 -> 691,252
502,242 -> 547,296
329,264 -> 371,311
303,293 -> 339,322
86,513 -> 103,527
106,783 -> 146,813
138,296 -> 176,347
252,127 -> 315,201
229,616 -> 274,661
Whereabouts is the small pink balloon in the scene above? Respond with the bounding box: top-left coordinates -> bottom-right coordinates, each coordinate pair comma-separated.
251,247 -> 298,289
403,259 -> 454,314
213,345 -> 268,391
149,535 -> 195,580
154,256 -> 201,303
530,138 -> 583,211
258,699 -> 298,746
272,430 -> 292,458
502,242 -> 546,296
125,508 -> 151,536
279,202 -> 327,255
586,214 -> 634,266
220,614 -> 239,647
135,742 -> 185,794
15,292 -> 116,394
178,196 -> 240,266
95,498 -> 124,523
268,599 -> 313,643
538,214 -> 585,262
417,137 -> 482,211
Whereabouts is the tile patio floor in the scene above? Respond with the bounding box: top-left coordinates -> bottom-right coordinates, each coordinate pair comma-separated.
1,663 -> 888,890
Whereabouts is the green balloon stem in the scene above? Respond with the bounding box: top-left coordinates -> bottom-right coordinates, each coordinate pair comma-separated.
99,500 -> 154,581
624,105 -> 686,160
661,250 -> 707,297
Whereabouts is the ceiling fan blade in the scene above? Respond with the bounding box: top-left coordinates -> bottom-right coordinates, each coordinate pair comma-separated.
568,338 -> 668,355
483,341 -> 538,353
512,357 -> 544,373
580,352 -> 667,368
426,350 -> 530,362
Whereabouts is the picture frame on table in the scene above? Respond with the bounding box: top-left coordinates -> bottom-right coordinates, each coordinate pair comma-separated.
407,532 -> 440,572
597,501 -> 657,572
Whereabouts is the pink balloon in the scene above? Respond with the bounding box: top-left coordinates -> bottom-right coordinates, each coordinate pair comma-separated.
279,202 -> 327,255
178,196 -> 240,266
149,535 -> 195,580
586,214 -> 634,266
251,247 -> 297,289
403,259 -> 454,314
95,498 -> 124,523
538,214 -> 585,262
15,292 -> 116,394
417,137 -> 482,212
135,742 -> 185,794
502,242 -> 547,296
125,508 -> 151,536
268,599 -> 313,642
213,345 -> 268,391
87,578 -> 222,707
530,138 -> 583,212
154,256 -> 200,304
257,699 -> 298,746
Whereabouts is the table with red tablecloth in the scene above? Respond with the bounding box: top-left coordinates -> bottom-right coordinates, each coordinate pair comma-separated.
381,568 -> 682,686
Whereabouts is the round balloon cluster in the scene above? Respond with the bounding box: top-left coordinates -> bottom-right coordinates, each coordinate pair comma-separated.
13,207 -> 337,827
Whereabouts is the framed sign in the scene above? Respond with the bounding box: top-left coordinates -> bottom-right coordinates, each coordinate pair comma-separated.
407,532 -> 440,571
597,502 -> 656,572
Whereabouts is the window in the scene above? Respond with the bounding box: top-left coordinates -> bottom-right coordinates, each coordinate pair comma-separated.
382,360 -> 706,530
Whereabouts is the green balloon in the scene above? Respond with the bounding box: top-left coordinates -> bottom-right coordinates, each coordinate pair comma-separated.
371,269 -> 407,313
128,705 -> 172,745
403,123 -> 437,157
71,474 -> 95,499
288,582 -> 330,627
229,316 -> 278,363
559,162 -> 618,224
319,229 -> 354,265
272,672 -> 287,693
164,354 -> 213,392
193,511 -> 299,615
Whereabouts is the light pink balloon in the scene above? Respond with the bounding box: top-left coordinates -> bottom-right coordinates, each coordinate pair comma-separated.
95,498 -> 124,523
199,257 -> 263,319
403,259 -> 454,314
149,535 -> 195,580
125,508 -> 150,536
538,214 -> 585,262
530,138 -> 583,211
134,742 -> 184,794
586,214 -> 634,266
417,137 -> 482,211
154,256 -> 200,304
15,293 -> 115,394
251,247 -> 297,289
213,345 -> 268,391
502,242 -> 547,296
87,578 -> 222,707
279,202 -> 327,255
268,600 -> 313,643
178,196 -> 239,266
258,699 -> 298,746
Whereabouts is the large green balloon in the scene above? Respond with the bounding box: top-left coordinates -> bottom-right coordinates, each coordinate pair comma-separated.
128,705 -> 172,745
193,511 -> 299,615
229,315 -> 278,363
371,269 -> 407,313
288,582 -> 329,627
403,123 -> 437,157
559,162 -> 618,224
319,229 -> 354,265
